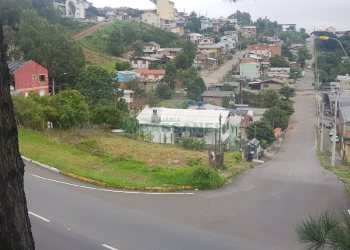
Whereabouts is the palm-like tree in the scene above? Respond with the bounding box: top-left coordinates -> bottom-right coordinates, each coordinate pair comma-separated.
296,212 -> 350,250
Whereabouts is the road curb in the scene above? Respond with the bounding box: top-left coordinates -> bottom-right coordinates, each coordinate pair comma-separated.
22,156 -> 60,174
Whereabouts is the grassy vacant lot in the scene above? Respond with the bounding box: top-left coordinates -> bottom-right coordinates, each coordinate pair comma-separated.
83,48 -> 118,73
19,128 -> 253,190
317,150 -> 350,194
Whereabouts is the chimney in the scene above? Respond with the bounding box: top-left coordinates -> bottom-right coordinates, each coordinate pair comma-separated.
151,109 -> 161,123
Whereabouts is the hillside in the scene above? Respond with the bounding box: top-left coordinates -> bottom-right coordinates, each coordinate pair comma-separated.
79,20 -> 184,57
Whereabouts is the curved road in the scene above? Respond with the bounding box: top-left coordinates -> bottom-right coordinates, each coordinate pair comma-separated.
25,39 -> 349,250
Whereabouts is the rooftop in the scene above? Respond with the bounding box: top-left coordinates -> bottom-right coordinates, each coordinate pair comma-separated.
201,91 -> 234,98
137,106 -> 230,129
135,68 -> 165,75
7,61 -> 28,73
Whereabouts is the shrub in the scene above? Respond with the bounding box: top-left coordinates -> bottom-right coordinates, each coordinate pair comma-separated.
181,137 -> 205,151
188,167 -> 224,190
91,106 -> 123,128
186,157 -> 203,167
12,95 -> 45,130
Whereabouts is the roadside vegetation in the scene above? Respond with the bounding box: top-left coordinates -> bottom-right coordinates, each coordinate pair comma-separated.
317,150 -> 350,194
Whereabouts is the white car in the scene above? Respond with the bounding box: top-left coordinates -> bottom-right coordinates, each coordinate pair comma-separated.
329,129 -> 335,136
331,135 -> 340,143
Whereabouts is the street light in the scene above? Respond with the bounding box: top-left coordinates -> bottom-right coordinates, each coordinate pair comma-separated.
318,36 -> 350,62
52,73 -> 67,95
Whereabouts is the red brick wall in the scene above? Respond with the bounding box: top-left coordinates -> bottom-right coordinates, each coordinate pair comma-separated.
14,60 -> 49,96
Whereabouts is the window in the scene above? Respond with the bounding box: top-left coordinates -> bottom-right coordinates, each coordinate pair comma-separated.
39,75 -> 46,82
32,75 -> 37,82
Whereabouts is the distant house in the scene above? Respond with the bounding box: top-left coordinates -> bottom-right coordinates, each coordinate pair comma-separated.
199,37 -> 215,46
143,42 -> 161,54
200,19 -> 212,30
207,82 -> 240,93
239,26 -> 257,40
131,57 -> 160,69
218,36 -> 236,50
156,48 -> 183,57
118,89 -> 134,108
240,62 -> 260,79
141,11 -> 160,27
337,75 -> 350,90
137,106 -> 231,146
339,106 -> 350,162
117,71 -> 136,83
198,44 -> 227,58
248,78 -> 285,91
201,91 -> 234,107
135,68 -> 165,93
281,24 -> 296,32
8,60 -> 49,97
188,33 -> 204,44
53,0 -> 90,19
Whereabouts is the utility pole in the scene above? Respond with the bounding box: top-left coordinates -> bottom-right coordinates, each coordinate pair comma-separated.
331,91 -> 338,166
52,77 -> 55,95
218,113 -> 222,155
320,102 -> 324,152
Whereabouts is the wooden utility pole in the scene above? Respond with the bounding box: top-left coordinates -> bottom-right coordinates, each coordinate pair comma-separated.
0,24 -> 35,249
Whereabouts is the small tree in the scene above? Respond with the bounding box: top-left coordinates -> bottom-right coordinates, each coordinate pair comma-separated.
247,120 -> 275,146
51,90 -> 90,128
155,83 -> 172,100
115,61 -> 131,71
279,86 -> 295,100
262,107 -> 290,130
107,27 -> 124,57
91,106 -> 124,128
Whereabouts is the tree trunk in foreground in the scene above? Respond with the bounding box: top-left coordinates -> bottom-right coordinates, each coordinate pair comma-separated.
0,23 -> 35,250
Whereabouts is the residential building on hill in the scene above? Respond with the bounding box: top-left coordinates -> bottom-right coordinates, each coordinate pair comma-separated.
8,60 -> 49,97
131,57 -> 161,69
53,0 -> 90,19
201,91 -> 234,107
141,11 -> 160,27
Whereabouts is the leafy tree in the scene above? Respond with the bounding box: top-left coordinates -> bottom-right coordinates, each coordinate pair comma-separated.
275,100 -> 294,116
0,0 -> 31,27
76,66 -> 118,106
270,55 -> 289,67
18,10 -> 85,79
279,86 -> 295,100
247,120 -> 275,146
91,106 -> 124,128
254,17 -> 281,36
3,25 -> 21,60
187,83 -> 202,101
122,116 -> 138,134
155,83 -> 172,100
229,11 -> 252,26
115,61 -> 131,71
262,107 -> 290,130
163,61 -> 177,89
51,90 -> 90,128
260,90 -> 280,108
296,212 -> 350,250
185,12 -> 201,33
0,23 -> 35,249
107,26 -> 124,56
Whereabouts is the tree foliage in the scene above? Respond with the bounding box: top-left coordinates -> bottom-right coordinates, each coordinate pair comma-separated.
12,95 -> 44,130
270,55 -> 289,67
76,66 -> 118,106
91,106 -> 123,128
155,83 -> 172,100
229,11 -> 252,26
185,12 -> 201,33
0,0 -> 31,27
115,60 -> 131,71
263,107 -> 290,130
279,86 -> 295,100
247,120 -> 275,145
107,26 -> 124,57
18,10 -> 85,79
51,90 -> 90,128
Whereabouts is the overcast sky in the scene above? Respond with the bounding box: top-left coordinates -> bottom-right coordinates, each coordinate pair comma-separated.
89,0 -> 350,32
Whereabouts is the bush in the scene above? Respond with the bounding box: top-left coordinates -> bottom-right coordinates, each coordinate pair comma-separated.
186,157 -> 203,167
91,106 -> 123,128
12,95 -> 45,130
181,137 -> 205,151
188,167 -> 224,190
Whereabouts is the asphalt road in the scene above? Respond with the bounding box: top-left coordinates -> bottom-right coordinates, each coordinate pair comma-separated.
25,38 -> 349,250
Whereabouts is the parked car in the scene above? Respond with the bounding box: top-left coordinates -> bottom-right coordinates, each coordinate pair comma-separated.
331,135 -> 340,143
329,129 -> 335,136
325,122 -> 333,129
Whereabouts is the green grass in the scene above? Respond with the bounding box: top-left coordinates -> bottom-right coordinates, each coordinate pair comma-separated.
19,128 -> 225,190
317,149 -> 350,194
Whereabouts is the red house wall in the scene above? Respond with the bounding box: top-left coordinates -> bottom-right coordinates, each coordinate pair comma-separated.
13,60 -> 49,96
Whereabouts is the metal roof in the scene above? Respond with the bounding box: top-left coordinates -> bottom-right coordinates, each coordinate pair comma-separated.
137,106 -> 230,129
201,91 -> 234,98
7,61 -> 28,74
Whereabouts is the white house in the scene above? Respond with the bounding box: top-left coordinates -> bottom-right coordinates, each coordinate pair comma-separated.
143,42 -> 161,54
131,57 -> 160,69
137,106 -> 230,146
53,0 -> 90,19
188,33 -> 204,44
